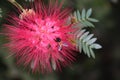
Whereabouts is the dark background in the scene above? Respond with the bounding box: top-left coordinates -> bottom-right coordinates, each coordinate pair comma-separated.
0,0 -> 120,80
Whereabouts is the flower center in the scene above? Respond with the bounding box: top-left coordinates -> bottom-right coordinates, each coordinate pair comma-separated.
31,18 -> 63,50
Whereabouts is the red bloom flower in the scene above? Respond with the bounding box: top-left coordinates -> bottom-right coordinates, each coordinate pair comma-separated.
4,0 -> 79,73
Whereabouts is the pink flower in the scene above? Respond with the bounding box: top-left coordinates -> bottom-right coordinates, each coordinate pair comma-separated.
4,0 -> 79,73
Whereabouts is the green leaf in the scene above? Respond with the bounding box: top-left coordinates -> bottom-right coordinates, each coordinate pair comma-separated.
82,9 -> 86,20
74,11 -> 77,19
80,31 -> 89,40
82,41 -> 87,54
88,18 -> 99,22
83,34 -> 94,42
78,40 -> 82,53
77,10 -> 81,21
90,48 -> 95,58
85,43 -> 90,57
84,21 -> 95,27
87,38 -> 97,45
86,8 -> 92,18
90,44 -> 102,49
81,21 -> 87,27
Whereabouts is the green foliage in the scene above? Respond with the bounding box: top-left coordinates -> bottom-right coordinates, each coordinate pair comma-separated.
73,8 -> 98,28
74,9 -> 102,58
76,30 -> 102,58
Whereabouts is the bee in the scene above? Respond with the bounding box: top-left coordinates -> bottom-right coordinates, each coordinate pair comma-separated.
55,37 -> 68,51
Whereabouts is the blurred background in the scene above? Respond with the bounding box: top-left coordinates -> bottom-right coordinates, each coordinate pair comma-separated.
0,0 -> 120,80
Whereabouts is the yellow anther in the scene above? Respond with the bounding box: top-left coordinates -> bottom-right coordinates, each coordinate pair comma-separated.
71,16 -> 78,24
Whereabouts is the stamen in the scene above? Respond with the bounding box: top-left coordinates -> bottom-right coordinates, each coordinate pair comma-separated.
58,42 -> 68,51
8,0 -> 24,11
58,44 -> 62,51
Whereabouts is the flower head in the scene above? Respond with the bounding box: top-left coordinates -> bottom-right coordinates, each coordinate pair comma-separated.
4,0 -> 78,73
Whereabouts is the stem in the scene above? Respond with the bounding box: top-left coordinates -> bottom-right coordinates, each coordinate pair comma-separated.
8,0 -> 24,11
